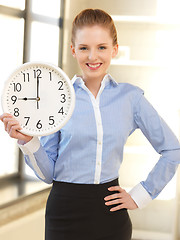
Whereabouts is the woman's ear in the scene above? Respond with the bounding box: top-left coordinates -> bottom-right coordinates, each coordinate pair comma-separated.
112,44 -> 119,58
71,44 -> 76,58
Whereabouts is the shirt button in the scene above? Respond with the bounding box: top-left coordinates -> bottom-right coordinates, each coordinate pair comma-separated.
97,162 -> 101,166
98,141 -> 102,145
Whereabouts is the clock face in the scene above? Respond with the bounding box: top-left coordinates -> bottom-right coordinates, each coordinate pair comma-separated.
1,62 -> 75,136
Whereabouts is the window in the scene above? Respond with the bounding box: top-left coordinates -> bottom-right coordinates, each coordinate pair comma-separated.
32,0 -> 61,18
0,10 -> 24,178
0,0 -> 25,10
0,0 -> 64,179
30,21 -> 60,64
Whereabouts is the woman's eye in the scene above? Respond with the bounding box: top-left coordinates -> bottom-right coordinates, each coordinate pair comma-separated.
99,46 -> 106,50
79,47 -> 87,50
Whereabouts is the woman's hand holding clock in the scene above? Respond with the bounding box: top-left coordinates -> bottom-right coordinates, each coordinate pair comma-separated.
0,113 -> 33,143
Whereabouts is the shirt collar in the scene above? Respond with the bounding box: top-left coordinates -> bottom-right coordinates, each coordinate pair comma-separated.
71,74 -> 118,87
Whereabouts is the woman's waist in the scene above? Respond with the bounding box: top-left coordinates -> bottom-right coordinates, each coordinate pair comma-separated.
52,178 -> 119,198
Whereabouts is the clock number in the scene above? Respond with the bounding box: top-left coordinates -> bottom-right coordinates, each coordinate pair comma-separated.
58,81 -> 63,90
60,94 -> 66,103
24,117 -> 30,126
49,72 -> 52,81
13,83 -> 21,92
22,72 -> 30,82
11,95 -> 17,104
49,116 -> 55,125
58,107 -> 64,115
34,69 -> 42,78
36,120 -> 42,129
14,108 -> 19,117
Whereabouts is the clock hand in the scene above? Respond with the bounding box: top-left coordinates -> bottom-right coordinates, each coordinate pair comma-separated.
37,77 -> 40,109
18,97 -> 40,101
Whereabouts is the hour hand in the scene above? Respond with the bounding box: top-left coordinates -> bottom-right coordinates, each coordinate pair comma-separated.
18,97 -> 40,101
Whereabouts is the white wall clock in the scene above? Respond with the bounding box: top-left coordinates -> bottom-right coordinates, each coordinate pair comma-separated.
1,62 -> 75,136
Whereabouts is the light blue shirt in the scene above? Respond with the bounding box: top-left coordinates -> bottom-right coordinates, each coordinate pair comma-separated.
19,74 -> 180,209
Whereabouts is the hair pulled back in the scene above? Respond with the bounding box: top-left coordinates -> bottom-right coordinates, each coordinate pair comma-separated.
71,9 -> 118,46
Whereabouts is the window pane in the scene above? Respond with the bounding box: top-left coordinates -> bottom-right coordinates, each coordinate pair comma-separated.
0,15 -> 24,177
0,15 -> 24,81
0,135 -> 19,177
0,0 -> 25,10
30,21 -> 59,65
32,0 -> 61,18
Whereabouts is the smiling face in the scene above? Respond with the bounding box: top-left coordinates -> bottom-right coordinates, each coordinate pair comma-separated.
71,25 -> 118,82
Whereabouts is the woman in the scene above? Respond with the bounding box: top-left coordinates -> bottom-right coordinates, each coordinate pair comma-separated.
1,9 -> 180,240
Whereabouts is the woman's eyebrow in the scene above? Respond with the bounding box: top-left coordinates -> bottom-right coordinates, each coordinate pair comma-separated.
98,43 -> 108,45
78,43 -> 108,46
78,44 -> 88,46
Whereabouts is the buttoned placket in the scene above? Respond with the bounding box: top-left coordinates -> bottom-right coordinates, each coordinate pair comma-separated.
80,81 -> 106,184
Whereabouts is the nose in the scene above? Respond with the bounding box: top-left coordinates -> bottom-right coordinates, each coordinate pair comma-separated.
88,49 -> 97,61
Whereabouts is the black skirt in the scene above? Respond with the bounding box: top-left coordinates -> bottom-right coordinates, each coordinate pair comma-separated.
45,178 -> 132,240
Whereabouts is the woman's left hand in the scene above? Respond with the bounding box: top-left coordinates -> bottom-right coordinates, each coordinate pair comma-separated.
104,186 -> 138,211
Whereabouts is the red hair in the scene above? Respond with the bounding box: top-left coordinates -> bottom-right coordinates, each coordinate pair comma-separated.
71,9 -> 118,46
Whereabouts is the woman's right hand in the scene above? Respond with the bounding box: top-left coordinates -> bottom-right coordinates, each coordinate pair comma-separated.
0,113 -> 33,143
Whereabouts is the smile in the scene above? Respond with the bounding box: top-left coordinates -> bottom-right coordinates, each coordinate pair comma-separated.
86,63 -> 102,70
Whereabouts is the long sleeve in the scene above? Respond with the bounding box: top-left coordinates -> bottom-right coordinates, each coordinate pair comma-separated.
129,94 -> 180,208
18,131 -> 60,184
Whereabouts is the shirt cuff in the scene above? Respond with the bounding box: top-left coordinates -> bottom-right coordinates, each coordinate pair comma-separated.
129,183 -> 152,209
18,136 -> 40,155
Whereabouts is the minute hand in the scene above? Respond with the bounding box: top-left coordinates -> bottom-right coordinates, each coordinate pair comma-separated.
37,77 -> 40,109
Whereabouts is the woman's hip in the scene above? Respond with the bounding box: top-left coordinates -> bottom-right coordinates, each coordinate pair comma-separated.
45,179 -> 132,240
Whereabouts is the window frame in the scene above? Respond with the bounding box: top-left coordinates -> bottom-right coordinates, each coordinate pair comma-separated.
0,0 -> 65,180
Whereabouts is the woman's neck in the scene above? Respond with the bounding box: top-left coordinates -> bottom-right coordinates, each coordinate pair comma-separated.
84,77 -> 102,98
82,74 -> 106,98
